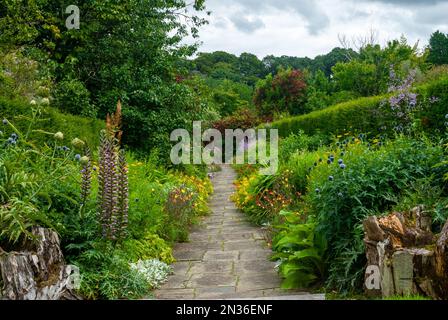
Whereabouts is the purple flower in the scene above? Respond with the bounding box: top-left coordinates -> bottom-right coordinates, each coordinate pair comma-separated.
315,188 -> 321,194
328,176 -> 334,181
2,119 -> 7,125
338,159 -> 343,165
75,154 -> 81,161
340,164 -> 346,170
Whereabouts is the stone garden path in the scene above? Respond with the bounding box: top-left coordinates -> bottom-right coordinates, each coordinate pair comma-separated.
155,165 -> 325,300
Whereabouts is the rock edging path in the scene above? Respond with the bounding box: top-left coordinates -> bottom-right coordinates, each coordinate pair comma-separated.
155,165 -> 325,300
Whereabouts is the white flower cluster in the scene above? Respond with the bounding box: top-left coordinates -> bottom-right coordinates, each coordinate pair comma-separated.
130,259 -> 173,289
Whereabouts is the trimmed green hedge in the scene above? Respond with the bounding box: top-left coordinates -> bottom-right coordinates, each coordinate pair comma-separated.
268,77 -> 448,138
0,97 -> 104,147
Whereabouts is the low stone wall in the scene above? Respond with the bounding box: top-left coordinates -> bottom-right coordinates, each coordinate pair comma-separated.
363,206 -> 448,299
0,227 -> 80,300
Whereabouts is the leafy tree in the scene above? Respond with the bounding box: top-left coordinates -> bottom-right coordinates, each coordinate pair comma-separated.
237,52 -> 267,85
304,70 -> 332,111
0,0 -> 213,156
261,48 -> 355,77
209,62 -> 241,82
194,51 -> 239,75
355,37 -> 425,95
332,60 -> 377,97
313,47 -> 357,77
254,68 -> 307,118
428,30 -> 448,65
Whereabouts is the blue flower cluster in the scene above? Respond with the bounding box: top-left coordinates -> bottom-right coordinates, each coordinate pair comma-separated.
6,133 -> 18,146
57,146 -> 70,152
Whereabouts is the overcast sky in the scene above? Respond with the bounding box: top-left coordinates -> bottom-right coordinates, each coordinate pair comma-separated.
187,0 -> 448,59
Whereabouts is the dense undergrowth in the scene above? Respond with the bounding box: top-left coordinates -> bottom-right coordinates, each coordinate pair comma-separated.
233,74 -> 448,295
0,102 -> 212,299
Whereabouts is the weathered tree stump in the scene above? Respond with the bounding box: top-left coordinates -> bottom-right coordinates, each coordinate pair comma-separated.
0,227 -> 81,300
363,207 -> 447,299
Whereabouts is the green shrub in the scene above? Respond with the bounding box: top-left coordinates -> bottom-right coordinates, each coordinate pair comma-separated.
119,233 -> 174,264
269,77 -> 448,138
272,211 -> 326,288
279,131 -> 326,163
0,97 -> 103,148
0,116 -> 85,244
306,137 -> 445,293
53,78 -> 96,117
74,242 -> 150,300
283,149 -> 325,196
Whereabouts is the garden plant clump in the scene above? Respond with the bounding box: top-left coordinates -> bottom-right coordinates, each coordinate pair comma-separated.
0,101 -> 213,299
233,68 -> 448,297
2,1 -> 448,301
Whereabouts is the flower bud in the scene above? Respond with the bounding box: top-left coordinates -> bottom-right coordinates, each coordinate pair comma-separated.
71,138 -> 85,149
80,156 -> 89,165
54,132 -> 64,140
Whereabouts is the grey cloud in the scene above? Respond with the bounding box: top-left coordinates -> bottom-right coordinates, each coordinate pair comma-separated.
227,0 -> 330,34
230,16 -> 265,33
214,17 -> 229,29
413,2 -> 448,24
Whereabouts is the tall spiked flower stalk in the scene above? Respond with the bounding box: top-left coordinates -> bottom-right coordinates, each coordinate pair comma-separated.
98,100 -> 129,241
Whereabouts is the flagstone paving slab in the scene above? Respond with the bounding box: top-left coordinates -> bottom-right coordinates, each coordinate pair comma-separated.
155,165 -> 324,300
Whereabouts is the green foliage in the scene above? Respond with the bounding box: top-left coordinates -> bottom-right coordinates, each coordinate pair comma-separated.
74,242 -> 150,300
262,48 -> 355,77
419,65 -> 448,84
120,233 -> 175,265
0,0 -> 212,156
306,137 -> 445,293
234,134 -> 447,293
0,96 -> 104,148
254,68 -> 308,117
0,113 -> 82,244
332,60 -> 377,97
53,78 -> 96,118
269,77 -> 448,139
193,51 -> 266,86
392,176 -> 448,232
272,211 -> 326,288
213,108 -> 260,134
428,30 -> 448,66
279,131 -> 325,163
0,49 -> 51,100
